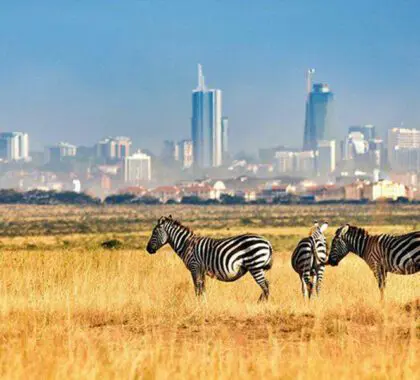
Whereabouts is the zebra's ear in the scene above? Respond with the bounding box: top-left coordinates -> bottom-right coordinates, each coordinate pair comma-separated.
339,224 -> 349,237
313,220 -> 319,227
320,222 -> 328,233
168,214 -> 173,219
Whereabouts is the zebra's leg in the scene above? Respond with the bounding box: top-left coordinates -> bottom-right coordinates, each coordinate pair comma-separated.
315,266 -> 325,296
311,273 -> 317,298
300,275 -> 308,298
249,269 -> 269,302
191,270 -> 206,297
374,265 -> 387,301
302,271 -> 313,300
379,270 -> 387,302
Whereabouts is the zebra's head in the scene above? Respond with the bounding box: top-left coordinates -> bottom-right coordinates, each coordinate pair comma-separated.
328,224 -> 350,266
146,216 -> 172,254
310,221 -> 329,264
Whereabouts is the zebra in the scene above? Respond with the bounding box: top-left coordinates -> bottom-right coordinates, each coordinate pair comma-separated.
146,215 -> 273,301
328,224 -> 420,299
291,221 -> 329,299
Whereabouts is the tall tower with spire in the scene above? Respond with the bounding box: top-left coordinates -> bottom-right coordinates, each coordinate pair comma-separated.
191,64 -> 223,168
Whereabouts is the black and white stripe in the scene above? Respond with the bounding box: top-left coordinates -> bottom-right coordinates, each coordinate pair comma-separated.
146,215 -> 273,301
291,222 -> 328,298
328,224 -> 420,299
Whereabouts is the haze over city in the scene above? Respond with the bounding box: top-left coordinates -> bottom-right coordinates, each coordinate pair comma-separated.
1,1 -> 420,154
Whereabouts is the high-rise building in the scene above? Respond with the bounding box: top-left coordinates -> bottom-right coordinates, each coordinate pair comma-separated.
274,150 -> 316,177
295,151 -> 316,175
177,139 -> 193,169
275,151 -> 294,173
317,140 -> 336,177
123,150 -> 152,182
0,132 -> 29,161
222,117 -> 229,157
303,83 -> 334,151
161,140 -> 179,163
45,142 -> 77,163
96,136 -> 131,161
191,64 -> 223,168
343,131 -> 369,160
388,128 -> 420,172
348,125 -> 376,141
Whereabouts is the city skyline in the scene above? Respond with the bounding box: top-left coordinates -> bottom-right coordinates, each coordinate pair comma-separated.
1,2 -> 420,153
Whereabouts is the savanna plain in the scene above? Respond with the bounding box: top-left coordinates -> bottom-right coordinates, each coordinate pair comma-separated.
0,204 -> 418,379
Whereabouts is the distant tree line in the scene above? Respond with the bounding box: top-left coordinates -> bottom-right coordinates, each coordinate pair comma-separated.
0,189 -> 100,205
0,189 -> 413,206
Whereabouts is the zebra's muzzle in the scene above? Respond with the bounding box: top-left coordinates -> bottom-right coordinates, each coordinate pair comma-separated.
327,258 -> 338,266
146,244 -> 156,254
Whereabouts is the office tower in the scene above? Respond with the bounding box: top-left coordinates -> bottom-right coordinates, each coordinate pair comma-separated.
368,138 -> 384,169
343,131 -> 369,160
295,150 -> 316,175
317,140 -> 336,176
0,132 -> 29,161
45,142 -> 77,163
96,136 -> 131,160
348,125 -> 376,141
303,83 -> 334,151
274,150 -> 316,177
123,150 -> 152,182
222,117 -> 229,157
388,128 -> 420,172
161,140 -> 179,163
191,64 -> 223,168
177,139 -> 193,169
275,151 -> 294,173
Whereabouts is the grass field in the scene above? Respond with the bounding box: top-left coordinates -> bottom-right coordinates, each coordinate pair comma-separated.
0,205 -> 418,379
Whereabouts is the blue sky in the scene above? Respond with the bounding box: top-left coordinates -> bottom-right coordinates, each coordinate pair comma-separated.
0,1 -> 420,153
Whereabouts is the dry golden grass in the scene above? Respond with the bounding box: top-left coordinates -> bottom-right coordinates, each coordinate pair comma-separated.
0,206 -> 418,379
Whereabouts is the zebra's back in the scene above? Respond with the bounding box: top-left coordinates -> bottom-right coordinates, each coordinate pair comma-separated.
291,237 -> 315,274
380,232 -> 420,274
196,234 -> 272,282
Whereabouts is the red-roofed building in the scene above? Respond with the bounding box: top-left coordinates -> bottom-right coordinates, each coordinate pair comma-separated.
150,186 -> 182,203
117,186 -> 148,196
181,183 -> 214,200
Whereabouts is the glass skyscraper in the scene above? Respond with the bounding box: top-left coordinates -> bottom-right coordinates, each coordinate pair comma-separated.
303,83 -> 334,151
191,65 -> 223,168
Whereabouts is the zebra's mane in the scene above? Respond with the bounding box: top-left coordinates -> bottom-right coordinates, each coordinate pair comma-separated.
308,225 -> 319,237
346,225 -> 369,237
166,218 -> 193,233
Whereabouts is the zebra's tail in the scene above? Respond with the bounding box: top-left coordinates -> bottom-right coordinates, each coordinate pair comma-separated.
262,242 -> 274,270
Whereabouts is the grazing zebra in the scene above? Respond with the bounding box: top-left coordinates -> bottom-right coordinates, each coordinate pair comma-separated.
146,215 -> 273,301
291,221 -> 329,299
328,224 -> 420,299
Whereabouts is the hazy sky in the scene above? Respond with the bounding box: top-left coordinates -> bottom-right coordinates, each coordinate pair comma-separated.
1,1 -> 420,154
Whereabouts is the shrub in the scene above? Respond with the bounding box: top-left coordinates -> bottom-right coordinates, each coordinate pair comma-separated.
220,194 -> 245,205
104,193 -> 136,204
101,239 -> 123,249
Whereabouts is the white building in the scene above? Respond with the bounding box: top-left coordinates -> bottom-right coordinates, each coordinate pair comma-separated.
177,139 -> 193,169
124,150 -> 152,183
275,150 -> 316,177
97,136 -> 131,160
0,132 -> 29,161
363,180 -> 407,201
317,140 -> 336,176
295,151 -> 316,175
388,128 -> 420,172
45,142 -> 77,163
344,132 -> 368,160
275,151 -> 294,173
